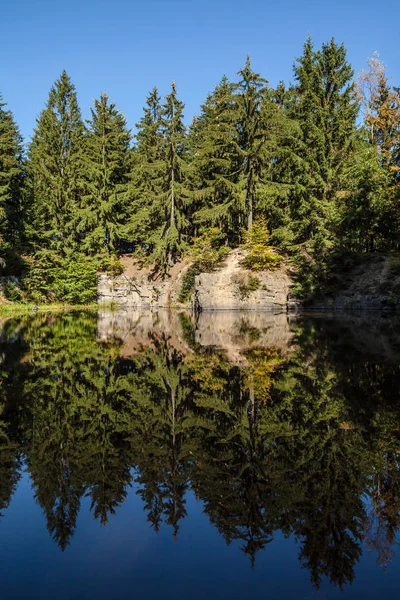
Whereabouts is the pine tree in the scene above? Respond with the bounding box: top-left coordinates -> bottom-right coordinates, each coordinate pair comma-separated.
81,92 -> 131,255
0,94 -> 24,270
27,70 -> 84,255
339,140 -> 390,252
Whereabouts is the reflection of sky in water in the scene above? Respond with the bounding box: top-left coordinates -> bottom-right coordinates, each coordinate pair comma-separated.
1,471 -> 399,600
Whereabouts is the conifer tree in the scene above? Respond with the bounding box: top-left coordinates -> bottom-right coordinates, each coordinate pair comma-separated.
159,82 -> 190,266
124,87 -> 164,248
28,70 -> 84,255
137,82 -> 190,270
235,56 -> 271,230
0,94 -> 24,270
289,37 -> 359,285
190,76 -> 241,242
81,92 -> 131,255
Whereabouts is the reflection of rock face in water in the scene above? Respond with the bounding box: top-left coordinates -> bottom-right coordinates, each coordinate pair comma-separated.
97,309 -> 191,357
195,311 -> 293,364
97,309 -> 294,363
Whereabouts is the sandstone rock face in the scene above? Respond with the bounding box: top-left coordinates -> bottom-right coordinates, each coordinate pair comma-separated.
97,263 -> 189,308
98,249 -> 292,311
195,249 -> 292,310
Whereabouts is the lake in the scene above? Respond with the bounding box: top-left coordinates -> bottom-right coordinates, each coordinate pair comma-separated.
0,309 -> 400,599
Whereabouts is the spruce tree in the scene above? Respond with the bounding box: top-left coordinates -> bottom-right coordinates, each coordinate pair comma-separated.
135,82 -> 190,271
289,37 -> 359,287
0,94 -> 24,271
81,92 -> 131,255
124,87 -> 164,249
235,56 -> 270,230
28,70 -> 84,255
190,76 -> 241,243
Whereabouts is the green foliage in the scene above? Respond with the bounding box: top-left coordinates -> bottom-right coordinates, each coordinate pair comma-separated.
241,217 -> 283,270
0,94 -> 24,271
178,228 -> 229,302
232,272 -> 261,300
22,251 -> 97,304
80,92 -> 132,255
389,256 -> 400,276
27,71 -> 84,255
2,279 -> 21,302
177,266 -> 197,303
188,227 -> 230,271
98,255 -> 124,277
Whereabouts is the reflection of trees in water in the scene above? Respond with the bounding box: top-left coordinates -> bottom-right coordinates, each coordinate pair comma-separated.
0,313 -> 400,589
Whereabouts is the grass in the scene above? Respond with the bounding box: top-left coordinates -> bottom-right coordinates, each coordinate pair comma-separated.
0,301 -> 100,316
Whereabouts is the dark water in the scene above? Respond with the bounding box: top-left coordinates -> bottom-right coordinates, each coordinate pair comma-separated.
1,309 -> 400,599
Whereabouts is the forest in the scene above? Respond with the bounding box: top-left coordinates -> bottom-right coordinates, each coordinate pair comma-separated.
1,36 -> 399,302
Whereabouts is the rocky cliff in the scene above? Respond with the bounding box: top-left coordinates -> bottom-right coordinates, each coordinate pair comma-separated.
98,249 -> 293,311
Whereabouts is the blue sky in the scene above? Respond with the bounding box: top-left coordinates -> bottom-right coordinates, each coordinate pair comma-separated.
1,0 -> 399,141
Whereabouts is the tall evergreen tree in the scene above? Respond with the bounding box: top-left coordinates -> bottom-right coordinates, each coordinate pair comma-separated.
27,70 -> 84,255
190,76 -> 241,242
235,56 -> 270,230
131,82 -> 190,270
288,37 -> 359,288
158,82 -> 190,267
124,87 -> 164,248
0,94 -> 24,270
80,92 -> 131,255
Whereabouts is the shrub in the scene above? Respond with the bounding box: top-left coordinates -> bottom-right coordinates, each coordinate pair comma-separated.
178,266 -> 197,303
232,273 -> 261,301
241,217 -> 283,271
2,279 -> 22,302
188,227 -> 230,272
98,255 -> 124,277
22,251 -> 98,304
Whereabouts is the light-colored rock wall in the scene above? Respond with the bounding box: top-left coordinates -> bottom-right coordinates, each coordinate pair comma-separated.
97,264 -> 189,309
195,249 -> 291,310
98,249 -> 292,311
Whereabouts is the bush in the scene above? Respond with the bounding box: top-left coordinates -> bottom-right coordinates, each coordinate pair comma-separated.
2,279 -> 22,302
188,227 -> 230,272
241,217 -> 283,271
22,251 -> 98,304
178,267 -> 197,303
52,256 -> 98,304
232,273 -> 261,301
98,255 -> 124,277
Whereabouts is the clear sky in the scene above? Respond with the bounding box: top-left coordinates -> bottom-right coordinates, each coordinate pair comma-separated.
1,0 -> 399,141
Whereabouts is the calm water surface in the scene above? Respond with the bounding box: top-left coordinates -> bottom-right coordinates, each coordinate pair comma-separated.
1,309 -> 400,599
